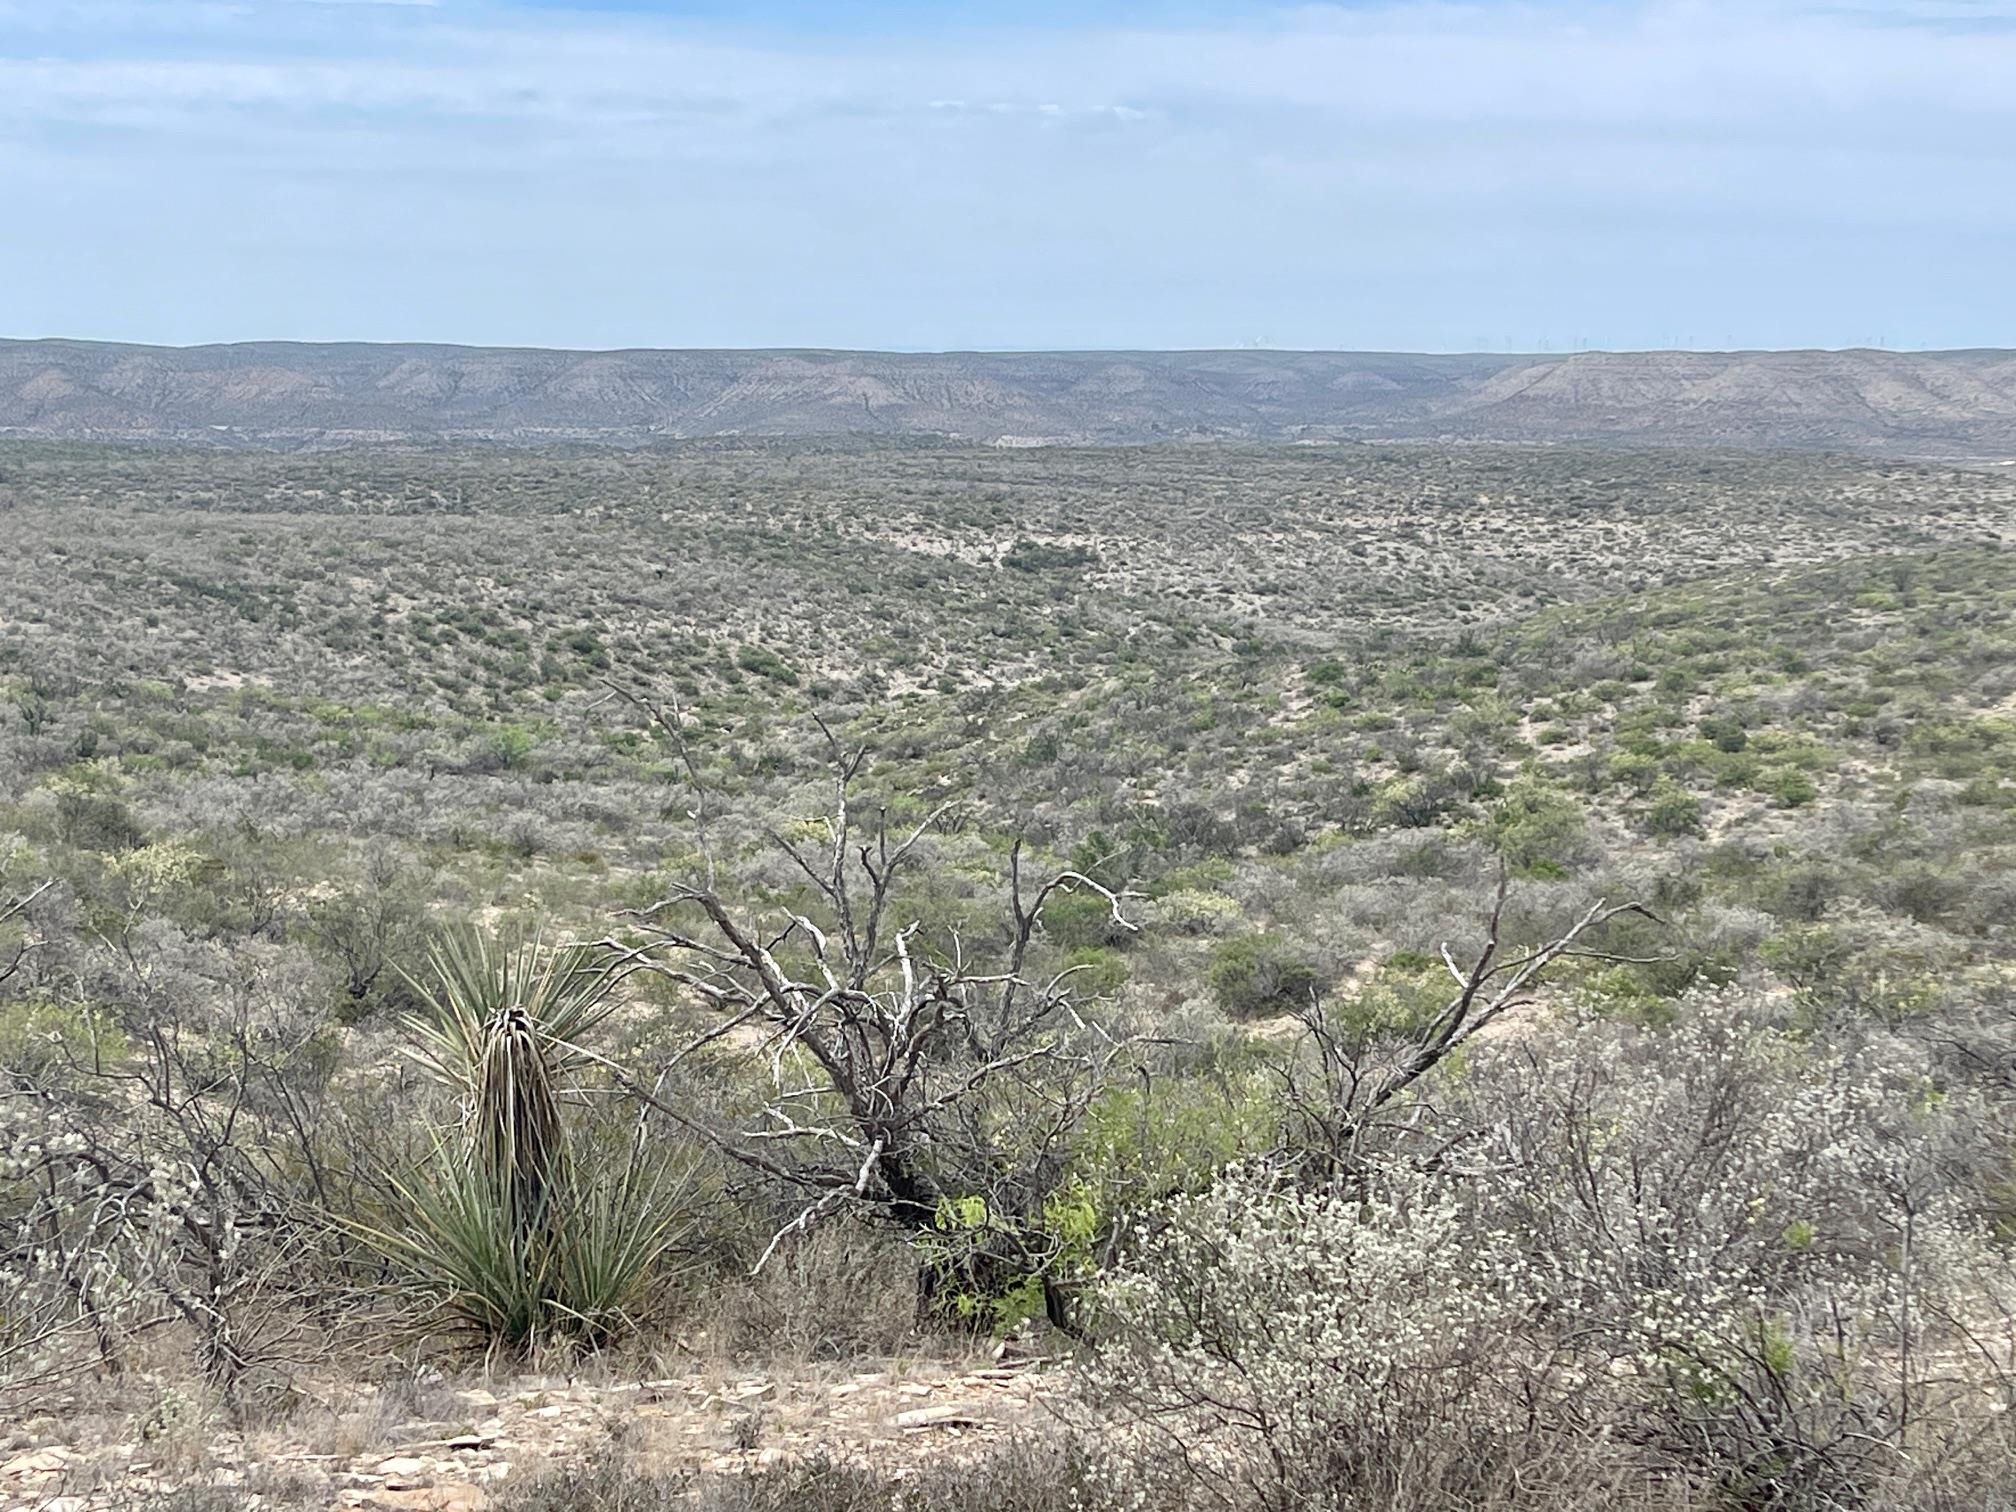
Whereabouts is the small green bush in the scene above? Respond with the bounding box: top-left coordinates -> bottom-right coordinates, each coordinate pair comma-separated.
1003,539 -> 1096,573
1644,778 -> 1704,837
1208,932 -> 1323,1019
734,643 -> 799,684
1767,768 -> 1818,808
1150,887 -> 1243,937
1061,945 -> 1129,996
1699,713 -> 1749,752
1480,777 -> 1587,873
1041,889 -> 1133,950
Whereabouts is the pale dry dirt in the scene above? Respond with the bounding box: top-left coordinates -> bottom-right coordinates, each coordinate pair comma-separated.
0,1351 -> 1059,1510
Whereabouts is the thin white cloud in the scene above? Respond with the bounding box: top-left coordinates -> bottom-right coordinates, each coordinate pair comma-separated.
8,1 -> 2014,127
1,0 -> 2011,348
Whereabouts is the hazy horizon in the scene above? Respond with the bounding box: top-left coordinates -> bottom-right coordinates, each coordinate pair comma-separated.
4,336 -> 2010,359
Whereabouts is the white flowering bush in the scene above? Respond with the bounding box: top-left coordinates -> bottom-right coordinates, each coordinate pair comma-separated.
1085,989 -> 2016,1510
1086,1164 -> 1539,1509
1491,995 -> 1931,1303
1475,992 -> 2014,1505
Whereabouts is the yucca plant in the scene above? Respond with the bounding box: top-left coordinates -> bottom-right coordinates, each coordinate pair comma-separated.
352,930 -> 689,1353
404,931 -> 616,1244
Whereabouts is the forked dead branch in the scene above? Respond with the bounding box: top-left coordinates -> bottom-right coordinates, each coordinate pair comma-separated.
1277,870 -> 1666,1177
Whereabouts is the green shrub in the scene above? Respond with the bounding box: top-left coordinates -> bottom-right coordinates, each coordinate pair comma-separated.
1208,932 -> 1323,1019
1608,751 -> 1659,793
734,643 -> 799,684
43,764 -> 145,852
1003,538 -> 1096,573
1061,945 -> 1129,996
1766,768 -> 1818,808
1372,773 -> 1455,829
1150,858 -> 1235,896
1150,887 -> 1243,937
1074,1068 -> 1272,1213
489,724 -> 536,770
1333,957 -> 1449,1037
1643,778 -> 1704,837
0,997 -> 123,1078
1479,777 -> 1586,874
1886,865 -> 1965,926
1041,889 -> 1133,950
1699,713 -> 1749,752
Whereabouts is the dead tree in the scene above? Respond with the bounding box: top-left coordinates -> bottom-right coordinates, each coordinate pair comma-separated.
1278,870 -> 1660,1181
592,692 -> 1136,1324
2,954 -> 321,1416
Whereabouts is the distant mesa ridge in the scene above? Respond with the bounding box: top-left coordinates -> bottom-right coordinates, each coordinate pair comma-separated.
2,339 -> 2014,455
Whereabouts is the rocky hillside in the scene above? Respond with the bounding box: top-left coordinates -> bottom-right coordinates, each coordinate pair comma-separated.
2,339 -> 2014,454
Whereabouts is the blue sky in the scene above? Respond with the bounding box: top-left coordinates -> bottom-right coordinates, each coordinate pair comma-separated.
2,0 -> 2013,352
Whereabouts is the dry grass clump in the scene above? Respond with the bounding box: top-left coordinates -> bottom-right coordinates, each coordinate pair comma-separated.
493,1437 -> 1096,1512
702,1225 -> 927,1364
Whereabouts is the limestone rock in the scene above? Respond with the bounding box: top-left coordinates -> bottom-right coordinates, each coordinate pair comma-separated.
2,1447 -> 71,1478
367,1482 -> 486,1512
893,1405 -> 987,1431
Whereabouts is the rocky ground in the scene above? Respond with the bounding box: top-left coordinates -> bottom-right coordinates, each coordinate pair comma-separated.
0,1350 -> 1056,1510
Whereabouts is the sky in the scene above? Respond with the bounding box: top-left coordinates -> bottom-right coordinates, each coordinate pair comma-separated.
2,0 -> 2014,352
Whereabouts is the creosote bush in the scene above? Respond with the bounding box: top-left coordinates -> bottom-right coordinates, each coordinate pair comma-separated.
1206,931 -> 1323,1019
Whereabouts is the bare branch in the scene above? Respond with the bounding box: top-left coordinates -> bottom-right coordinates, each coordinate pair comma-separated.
1280,879 -> 1663,1179
598,676 -> 718,887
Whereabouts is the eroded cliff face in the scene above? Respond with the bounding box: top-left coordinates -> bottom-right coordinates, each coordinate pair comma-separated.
3,339 -> 2014,455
